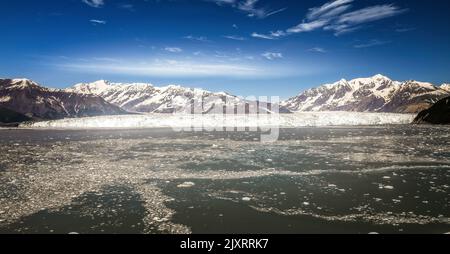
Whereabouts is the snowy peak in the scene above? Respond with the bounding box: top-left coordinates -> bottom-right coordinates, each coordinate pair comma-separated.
67,81 -> 290,114
282,75 -> 450,113
441,84 -> 450,92
70,80 -> 156,94
0,78 -> 46,91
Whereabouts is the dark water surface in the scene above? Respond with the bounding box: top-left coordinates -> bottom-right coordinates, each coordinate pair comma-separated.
0,126 -> 449,234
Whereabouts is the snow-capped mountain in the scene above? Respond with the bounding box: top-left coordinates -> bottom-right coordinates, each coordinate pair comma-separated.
441,84 -> 450,92
0,79 -> 126,120
67,80 -> 291,114
282,75 -> 450,113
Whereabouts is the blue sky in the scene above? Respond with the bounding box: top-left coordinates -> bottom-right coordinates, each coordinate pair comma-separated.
1,0 -> 450,98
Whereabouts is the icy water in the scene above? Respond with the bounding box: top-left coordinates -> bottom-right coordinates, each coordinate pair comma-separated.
0,126 -> 449,234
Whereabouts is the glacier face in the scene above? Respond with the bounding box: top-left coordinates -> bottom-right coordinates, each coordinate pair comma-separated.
23,112 -> 416,129
281,74 -> 450,113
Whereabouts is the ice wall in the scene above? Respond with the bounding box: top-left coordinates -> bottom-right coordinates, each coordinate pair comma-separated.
22,112 -> 416,129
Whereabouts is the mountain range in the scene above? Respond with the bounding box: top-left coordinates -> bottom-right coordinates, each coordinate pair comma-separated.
1,75 -> 449,124
66,80 -> 290,114
282,75 -> 450,113
0,79 -> 126,122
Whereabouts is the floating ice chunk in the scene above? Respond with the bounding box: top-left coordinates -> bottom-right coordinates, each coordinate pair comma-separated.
242,197 -> 252,202
68,232 -> 79,234
384,185 -> 394,190
368,232 -> 379,234
302,202 -> 310,206
177,182 -> 196,188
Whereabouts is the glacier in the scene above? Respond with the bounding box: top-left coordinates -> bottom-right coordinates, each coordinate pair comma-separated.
22,112 -> 416,129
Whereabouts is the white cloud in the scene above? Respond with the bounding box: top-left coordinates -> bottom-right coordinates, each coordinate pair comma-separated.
262,52 -> 283,60
82,0 -> 104,8
308,47 -> 327,53
90,19 -> 107,25
208,0 -> 286,19
353,40 -> 390,49
287,19 -> 329,33
223,35 -> 247,41
251,32 -> 276,40
164,47 -> 183,53
252,0 -> 406,39
307,0 -> 353,20
59,60 -> 269,78
338,5 -> 406,25
184,35 -> 210,42
251,30 -> 286,40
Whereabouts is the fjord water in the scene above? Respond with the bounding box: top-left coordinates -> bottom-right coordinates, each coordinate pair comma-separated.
0,127 -> 449,234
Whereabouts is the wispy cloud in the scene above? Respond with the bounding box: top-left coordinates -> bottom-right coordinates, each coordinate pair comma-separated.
90,19 -> 107,25
207,0 -> 286,19
251,30 -> 286,40
183,35 -> 210,42
251,32 -> 276,40
82,0 -> 104,8
262,52 -> 283,60
353,39 -> 390,48
58,60 -> 273,78
118,4 -> 135,11
308,47 -> 327,53
223,35 -> 247,41
164,47 -> 183,53
252,0 -> 406,39
395,27 -> 415,33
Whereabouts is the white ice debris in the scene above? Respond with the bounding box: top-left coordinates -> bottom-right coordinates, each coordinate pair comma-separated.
177,182 -> 196,188
23,112 -> 416,129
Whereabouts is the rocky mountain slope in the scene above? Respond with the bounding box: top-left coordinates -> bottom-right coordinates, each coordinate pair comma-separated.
0,106 -> 31,125
282,75 -> 450,113
67,80 -> 290,114
413,96 -> 450,124
0,79 -> 127,120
